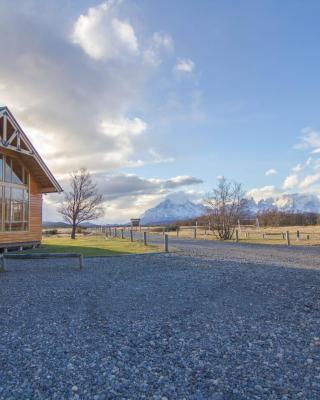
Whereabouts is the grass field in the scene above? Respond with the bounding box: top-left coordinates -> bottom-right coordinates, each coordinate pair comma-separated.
21,235 -> 160,256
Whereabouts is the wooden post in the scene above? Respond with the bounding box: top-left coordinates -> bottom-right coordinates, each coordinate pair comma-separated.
3,114 -> 7,142
194,228 -> 197,239
164,234 -> 169,252
177,227 -> 179,237
114,228 -> 117,238
307,234 -> 310,240
296,230 -> 300,241
163,227 -> 165,236
79,255 -> 84,270
0,254 -> 5,271
286,231 -> 290,246
235,229 -> 239,242
143,231 -> 147,246
130,230 -> 133,242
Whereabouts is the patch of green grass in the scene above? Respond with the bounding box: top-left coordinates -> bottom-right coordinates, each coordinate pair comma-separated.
19,235 -> 161,256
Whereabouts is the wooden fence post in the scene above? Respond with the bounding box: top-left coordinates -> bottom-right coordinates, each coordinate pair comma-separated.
79,255 -> 84,270
286,231 -> 290,246
114,228 -> 117,238
163,227 -> 165,236
235,229 -> 239,242
121,229 -> 124,239
0,254 -> 5,271
143,231 -> 147,245
296,230 -> 300,241
130,230 -> 133,242
164,234 -> 169,252
194,228 -> 197,239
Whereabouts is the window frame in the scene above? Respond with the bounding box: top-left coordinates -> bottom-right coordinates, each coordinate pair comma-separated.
0,153 -> 30,233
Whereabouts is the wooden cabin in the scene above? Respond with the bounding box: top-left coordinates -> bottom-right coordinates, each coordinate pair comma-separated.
0,106 -> 62,250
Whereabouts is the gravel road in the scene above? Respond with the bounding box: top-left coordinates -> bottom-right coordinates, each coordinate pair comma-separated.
1,243 -> 320,399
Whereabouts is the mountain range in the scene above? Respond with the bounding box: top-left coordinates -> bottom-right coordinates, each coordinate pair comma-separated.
140,192 -> 206,225
140,192 -> 320,224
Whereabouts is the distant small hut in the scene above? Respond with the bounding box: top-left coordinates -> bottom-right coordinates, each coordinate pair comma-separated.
0,106 -> 62,249
130,218 -> 140,228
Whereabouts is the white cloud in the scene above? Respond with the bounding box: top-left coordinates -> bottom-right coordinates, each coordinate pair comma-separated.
152,32 -> 174,52
143,32 -> 174,66
294,127 -> 320,153
299,172 -> 320,190
100,117 -> 147,138
0,0 -> 180,175
71,1 -> 138,61
292,163 -> 302,173
175,58 -> 195,73
282,174 -> 299,190
265,168 -> 277,176
246,185 -> 279,202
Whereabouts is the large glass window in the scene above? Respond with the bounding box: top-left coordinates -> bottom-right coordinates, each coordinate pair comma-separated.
12,158 -> 24,185
0,154 -> 29,231
5,156 -> 11,182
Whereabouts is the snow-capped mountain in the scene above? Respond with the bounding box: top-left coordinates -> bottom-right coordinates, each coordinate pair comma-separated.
246,193 -> 320,214
140,192 -> 206,225
140,192 -> 320,225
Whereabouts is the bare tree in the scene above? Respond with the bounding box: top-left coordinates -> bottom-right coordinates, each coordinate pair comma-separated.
205,177 -> 245,240
58,168 -> 105,239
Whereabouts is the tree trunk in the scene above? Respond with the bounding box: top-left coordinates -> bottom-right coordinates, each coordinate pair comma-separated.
71,224 -> 77,239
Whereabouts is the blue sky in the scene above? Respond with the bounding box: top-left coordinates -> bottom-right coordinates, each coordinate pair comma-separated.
1,0 -> 320,222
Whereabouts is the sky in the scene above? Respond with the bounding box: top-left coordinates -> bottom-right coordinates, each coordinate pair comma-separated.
1,0 -> 320,223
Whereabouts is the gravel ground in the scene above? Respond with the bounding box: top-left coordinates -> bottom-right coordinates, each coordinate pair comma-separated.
0,244 -> 320,399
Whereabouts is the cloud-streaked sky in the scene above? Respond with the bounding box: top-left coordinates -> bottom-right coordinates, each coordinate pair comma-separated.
1,0 -> 320,222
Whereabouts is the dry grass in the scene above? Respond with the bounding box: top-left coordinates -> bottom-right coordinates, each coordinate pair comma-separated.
147,225 -> 320,246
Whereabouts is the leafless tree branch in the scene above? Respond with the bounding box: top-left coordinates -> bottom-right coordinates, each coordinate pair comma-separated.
58,168 -> 105,239
205,177 -> 245,240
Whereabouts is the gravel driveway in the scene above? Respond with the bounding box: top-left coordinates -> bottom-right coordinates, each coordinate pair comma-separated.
0,244 -> 320,399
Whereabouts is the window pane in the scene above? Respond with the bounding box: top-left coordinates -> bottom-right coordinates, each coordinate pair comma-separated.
0,155 -> 3,181
12,158 -> 23,184
5,187 -> 10,231
5,156 -> 11,182
11,188 -> 23,222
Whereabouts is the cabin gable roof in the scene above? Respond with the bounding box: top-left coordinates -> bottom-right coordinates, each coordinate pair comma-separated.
0,106 -> 62,193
